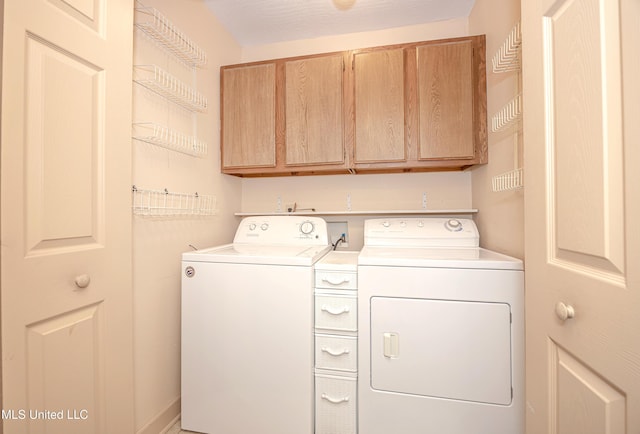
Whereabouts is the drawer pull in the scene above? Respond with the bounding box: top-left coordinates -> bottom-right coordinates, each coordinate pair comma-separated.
321,305 -> 350,315
321,346 -> 350,357
321,393 -> 350,404
322,276 -> 350,286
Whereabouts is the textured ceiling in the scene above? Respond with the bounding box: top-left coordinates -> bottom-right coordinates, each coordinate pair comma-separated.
203,0 -> 476,46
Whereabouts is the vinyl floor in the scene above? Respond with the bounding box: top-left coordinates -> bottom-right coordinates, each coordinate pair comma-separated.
166,419 -> 199,434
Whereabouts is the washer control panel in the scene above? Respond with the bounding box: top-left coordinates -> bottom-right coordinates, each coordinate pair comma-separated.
364,218 -> 479,247
234,216 -> 329,245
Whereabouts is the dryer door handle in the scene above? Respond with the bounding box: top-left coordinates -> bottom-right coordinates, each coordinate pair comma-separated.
321,305 -> 350,315
383,332 -> 400,358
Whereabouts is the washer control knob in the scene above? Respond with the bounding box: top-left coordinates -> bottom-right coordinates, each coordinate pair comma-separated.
248,223 -> 257,231
260,223 -> 269,231
382,221 -> 390,228
300,221 -> 315,235
445,219 -> 463,232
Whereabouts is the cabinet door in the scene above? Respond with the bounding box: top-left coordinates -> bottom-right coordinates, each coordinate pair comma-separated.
222,63 -> 276,168
285,54 -> 344,166
417,40 -> 475,160
353,48 -> 405,163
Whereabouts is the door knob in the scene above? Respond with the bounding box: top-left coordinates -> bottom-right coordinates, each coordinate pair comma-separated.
74,274 -> 91,289
555,302 -> 575,321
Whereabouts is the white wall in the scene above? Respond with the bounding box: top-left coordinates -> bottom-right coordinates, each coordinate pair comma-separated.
241,172 -> 473,250
468,0 -> 523,258
131,1 -> 242,432
241,17 -> 468,61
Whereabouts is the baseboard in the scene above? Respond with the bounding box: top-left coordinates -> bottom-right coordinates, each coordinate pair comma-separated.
136,397 -> 181,434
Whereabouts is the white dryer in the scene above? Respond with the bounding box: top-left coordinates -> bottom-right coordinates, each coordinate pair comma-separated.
181,216 -> 331,434
358,218 -> 524,434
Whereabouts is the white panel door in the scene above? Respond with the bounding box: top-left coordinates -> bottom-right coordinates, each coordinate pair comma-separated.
1,0 -> 134,433
522,0 -> 640,432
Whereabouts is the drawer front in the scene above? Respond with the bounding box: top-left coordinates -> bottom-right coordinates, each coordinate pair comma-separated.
315,295 -> 357,332
315,334 -> 357,372
315,270 -> 357,290
315,375 -> 357,434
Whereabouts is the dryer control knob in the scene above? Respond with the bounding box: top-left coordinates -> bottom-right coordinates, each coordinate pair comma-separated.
248,223 -> 257,231
445,219 -> 463,232
300,221 -> 315,235
260,223 -> 269,231
382,221 -> 390,228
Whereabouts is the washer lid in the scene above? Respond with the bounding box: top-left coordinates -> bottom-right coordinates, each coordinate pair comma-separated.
358,246 -> 523,270
183,243 -> 331,266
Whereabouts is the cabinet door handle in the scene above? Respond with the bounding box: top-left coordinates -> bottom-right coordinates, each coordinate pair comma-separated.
321,393 -> 350,404
321,305 -> 350,315
322,276 -> 349,286
321,346 -> 350,357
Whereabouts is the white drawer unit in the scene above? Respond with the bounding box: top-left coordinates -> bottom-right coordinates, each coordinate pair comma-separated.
314,251 -> 359,434
315,373 -> 357,434
315,293 -> 357,332
315,334 -> 358,372
315,270 -> 357,290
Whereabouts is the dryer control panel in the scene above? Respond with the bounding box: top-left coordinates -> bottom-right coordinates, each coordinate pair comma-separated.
363,218 -> 479,248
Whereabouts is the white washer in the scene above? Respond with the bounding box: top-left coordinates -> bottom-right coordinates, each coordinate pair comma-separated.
358,218 -> 524,434
181,216 -> 331,434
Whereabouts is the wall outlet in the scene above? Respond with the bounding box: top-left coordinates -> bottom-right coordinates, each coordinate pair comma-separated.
327,221 -> 349,248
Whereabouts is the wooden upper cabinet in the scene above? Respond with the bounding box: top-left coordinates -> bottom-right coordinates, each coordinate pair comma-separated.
352,36 -> 487,172
417,40 -> 475,160
353,48 -> 406,163
285,54 -> 345,166
220,35 -> 487,176
221,63 -> 276,169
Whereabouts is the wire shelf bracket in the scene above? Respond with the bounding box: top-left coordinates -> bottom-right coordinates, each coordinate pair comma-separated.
133,64 -> 208,112
133,123 -> 207,157
132,186 -> 217,217
492,168 -> 524,192
492,22 -> 522,73
492,94 -> 522,133
134,1 -> 207,68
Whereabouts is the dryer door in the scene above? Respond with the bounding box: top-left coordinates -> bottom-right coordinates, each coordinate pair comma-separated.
370,297 -> 512,405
